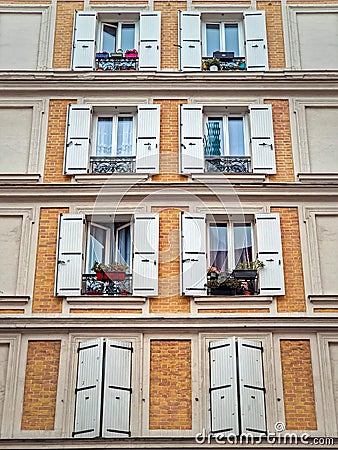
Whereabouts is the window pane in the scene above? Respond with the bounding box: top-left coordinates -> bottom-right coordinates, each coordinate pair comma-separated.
228,117 -> 245,156
209,224 -> 228,272
102,24 -> 117,53
117,117 -> 133,156
234,224 -> 252,266
96,118 -> 113,156
224,24 -> 239,56
206,24 -> 220,57
206,118 -> 224,156
89,225 -> 107,271
117,225 -> 131,267
121,24 -> 135,52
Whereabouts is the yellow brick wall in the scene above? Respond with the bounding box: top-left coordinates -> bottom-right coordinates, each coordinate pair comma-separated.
21,341 -> 61,430
149,340 -> 192,430
44,100 -> 75,183
154,1 -> 186,70
280,340 -> 317,430
33,208 -> 69,313
258,1 -> 286,69
153,100 -> 188,182
150,208 -> 190,314
271,207 -> 306,313
265,100 -> 294,183
53,2 -> 84,69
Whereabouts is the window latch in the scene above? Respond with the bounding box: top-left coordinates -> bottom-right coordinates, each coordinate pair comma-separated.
58,260 -> 66,265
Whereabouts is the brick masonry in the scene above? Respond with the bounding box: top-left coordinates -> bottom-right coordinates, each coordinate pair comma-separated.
32,208 -> 69,313
280,340 -> 317,430
271,207 -> 306,313
21,341 -> 61,430
149,340 -> 192,430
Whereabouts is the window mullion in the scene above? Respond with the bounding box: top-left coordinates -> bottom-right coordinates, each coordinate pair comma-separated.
224,115 -> 230,157
112,115 -> 118,156
228,221 -> 235,270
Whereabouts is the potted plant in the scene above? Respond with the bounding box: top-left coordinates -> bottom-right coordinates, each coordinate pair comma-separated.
110,48 -> 123,58
207,266 -> 220,280
91,261 -> 128,281
208,275 -> 242,296
232,259 -> 265,280
125,49 -> 138,58
204,57 -> 221,71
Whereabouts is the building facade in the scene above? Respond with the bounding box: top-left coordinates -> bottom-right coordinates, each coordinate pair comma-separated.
0,0 -> 338,448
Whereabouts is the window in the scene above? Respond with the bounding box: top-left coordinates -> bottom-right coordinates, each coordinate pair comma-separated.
179,11 -> 268,71
72,11 -> 161,71
64,104 -> 160,176
180,212 -> 284,297
73,338 -> 133,438
55,213 -> 159,298
180,104 -> 276,175
209,337 -> 266,436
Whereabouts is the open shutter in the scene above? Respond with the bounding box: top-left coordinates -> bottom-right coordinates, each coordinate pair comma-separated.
181,212 -> 207,296
72,11 -> 97,70
255,213 -> 285,296
56,213 -> 84,296
73,338 -> 103,438
139,12 -> 161,71
209,338 -> 239,435
244,11 -> 268,71
179,11 -> 201,71
249,104 -> 276,174
136,105 -> 160,174
64,104 -> 91,175
238,339 -> 266,436
102,340 -> 133,438
180,104 -> 204,174
132,213 -> 159,297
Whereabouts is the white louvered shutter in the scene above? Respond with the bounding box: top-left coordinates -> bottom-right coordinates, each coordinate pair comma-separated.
181,212 -> 207,296
180,105 -> 204,173
102,340 -> 133,438
132,213 -> 159,297
64,104 -> 92,175
238,339 -> 266,436
249,104 -> 276,174
136,105 -> 160,174
255,213 -> 285,296
179,11 -> 202,71
209,338 -> 239,436
72,11 -> 97,70
139,12 -> 161,71
73,338 -> 104,438
244,11 -> 268,71
56,213 -> 84,296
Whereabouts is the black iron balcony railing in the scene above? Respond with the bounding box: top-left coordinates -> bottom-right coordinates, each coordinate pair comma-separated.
205,155 -> 251,174
90,156 -> 136,174
96,55 -> 139,71
82,273 -> 132,296
202,56 -> 246,71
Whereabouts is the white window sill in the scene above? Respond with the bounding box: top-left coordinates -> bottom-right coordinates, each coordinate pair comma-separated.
193,295 -> 273,303
298,173 -> 338,183
73,173 -> 150,184
0,174 -> 41,183
66,295 -> 147,305
190,173 -> 267,183
308,294 -> 338,305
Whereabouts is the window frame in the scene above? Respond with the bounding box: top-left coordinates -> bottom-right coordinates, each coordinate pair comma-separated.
92,111 -> 137,158
98,18 -> 140,53
202,18 -> 245,57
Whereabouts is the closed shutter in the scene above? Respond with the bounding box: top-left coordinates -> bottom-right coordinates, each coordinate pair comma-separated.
181,212 -> 207,296
72,11 -> 97,70
180,105 -> 204,174
255,213 -> 285,296
64,104 -> 92,175
249,105 -> 276,174
244,11 -> 268,71
209,338 -> 239,435
55,213 -> 84,297
139,12 -> 161,71
136,105 -> 160,174
238,339 -> 266,436
73,338 -> 103,438
132,213 -> 159,297
179,11 -> 202,71
102,340 -> 133,437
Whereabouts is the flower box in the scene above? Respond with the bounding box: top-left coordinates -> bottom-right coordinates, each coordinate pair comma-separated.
210,287 -> 236,296
232,269 -> 257,280
125,53 -> 138,59
96,52 -> 109,59
96,271 -> 126,281
110,52 -> 123,58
